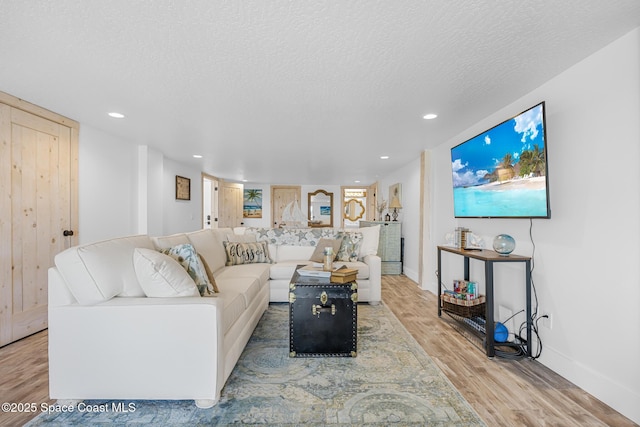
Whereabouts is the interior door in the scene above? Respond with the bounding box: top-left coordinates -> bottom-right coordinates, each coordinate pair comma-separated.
367,182 -> 378,221
0,94 -> 78,347
218,181 -> 243,228
202,173 -> 219,229
271,185 -> 301,227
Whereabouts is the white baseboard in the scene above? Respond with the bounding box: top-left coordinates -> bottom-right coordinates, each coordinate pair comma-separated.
540,345 -> 640,424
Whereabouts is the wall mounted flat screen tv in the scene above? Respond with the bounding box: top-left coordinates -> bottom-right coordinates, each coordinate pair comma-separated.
450,102 -> 550,218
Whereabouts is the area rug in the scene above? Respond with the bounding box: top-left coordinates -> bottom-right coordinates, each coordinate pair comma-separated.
27,303 -> 486,426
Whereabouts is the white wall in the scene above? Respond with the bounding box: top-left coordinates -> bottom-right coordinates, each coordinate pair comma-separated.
79,129 -> 203,240
161,157 -> 203,235
78,125 -> 138,244
378,158 -> 421,283
426,28 -> 640,423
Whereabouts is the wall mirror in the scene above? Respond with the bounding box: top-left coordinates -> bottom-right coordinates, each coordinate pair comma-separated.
308,189 -> 333,227
344,198 -> 365,222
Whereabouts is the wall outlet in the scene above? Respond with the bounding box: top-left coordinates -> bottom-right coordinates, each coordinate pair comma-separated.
541,312 -> 553,330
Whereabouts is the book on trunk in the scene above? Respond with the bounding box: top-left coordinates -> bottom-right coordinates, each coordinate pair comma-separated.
330,266 -> 357,283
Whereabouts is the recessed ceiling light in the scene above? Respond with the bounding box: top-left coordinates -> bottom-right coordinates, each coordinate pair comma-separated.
423,113 -> 438,120
108,112 -> 125,118
193,154 -> 203,158
380,156 -> 389,160
354,180 -> 361,183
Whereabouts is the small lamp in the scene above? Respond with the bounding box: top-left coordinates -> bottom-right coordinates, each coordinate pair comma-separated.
389,196 -> 402,221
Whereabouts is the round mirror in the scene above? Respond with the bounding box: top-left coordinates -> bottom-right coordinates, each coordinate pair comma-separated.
344,198 -> 365,222
308,189 -> 333,227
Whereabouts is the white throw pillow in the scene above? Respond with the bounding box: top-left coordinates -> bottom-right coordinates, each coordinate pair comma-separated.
133,248 -> 200,297
358,225 -> 381,258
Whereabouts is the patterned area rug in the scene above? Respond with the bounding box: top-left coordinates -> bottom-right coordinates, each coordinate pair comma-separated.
27,303 -> 485,426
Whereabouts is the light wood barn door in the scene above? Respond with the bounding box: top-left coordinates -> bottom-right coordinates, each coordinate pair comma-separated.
218,181 -> 243,228
270,185 -> 301,227
0,94 -> 78,347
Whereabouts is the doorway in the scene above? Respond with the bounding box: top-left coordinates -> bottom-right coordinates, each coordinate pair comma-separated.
0,92 -> 79,347
340,183 -> 377,228
202,173 -> 219,229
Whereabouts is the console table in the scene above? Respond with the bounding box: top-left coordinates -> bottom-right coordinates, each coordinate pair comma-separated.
437,246 -> 532,358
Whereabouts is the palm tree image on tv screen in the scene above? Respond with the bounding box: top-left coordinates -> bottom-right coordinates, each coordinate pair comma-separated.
450,102 -> 550,218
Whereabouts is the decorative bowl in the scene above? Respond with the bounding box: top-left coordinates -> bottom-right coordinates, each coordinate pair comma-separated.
493,234 -> 515,256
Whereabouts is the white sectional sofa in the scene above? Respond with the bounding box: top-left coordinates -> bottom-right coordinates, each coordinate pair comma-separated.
48,226 -> 381,408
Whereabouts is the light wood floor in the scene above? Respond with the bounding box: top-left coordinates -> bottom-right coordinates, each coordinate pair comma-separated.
382,275 -> 637,427
0,275 -> 637,426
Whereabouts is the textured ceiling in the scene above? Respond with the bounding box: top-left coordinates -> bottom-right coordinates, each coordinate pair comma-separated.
1,1 -> 639,184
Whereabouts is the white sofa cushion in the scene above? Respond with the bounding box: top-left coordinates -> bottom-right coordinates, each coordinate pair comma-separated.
270,260 -> 369,281
54,235 -> 154,305
216,277 -> 263,309
151,233 -> 190,249
215,263 -> 271,284
276,245 -> 314,262
133,248 -> 200,297
269,261 -> 307,280
186,229 -> 228,273
227,233 -> 257,243
358,225 -> 381,258
217,290 -> 247,335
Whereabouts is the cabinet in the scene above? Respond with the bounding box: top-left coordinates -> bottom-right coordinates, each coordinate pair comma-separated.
437,246 -> 532,358
360,221 -> 402,275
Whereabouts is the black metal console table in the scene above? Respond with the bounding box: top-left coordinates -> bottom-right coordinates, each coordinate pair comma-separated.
437,246 -> 532,358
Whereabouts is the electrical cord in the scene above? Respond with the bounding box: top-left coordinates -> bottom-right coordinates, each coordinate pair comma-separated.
514,218 -> 545,360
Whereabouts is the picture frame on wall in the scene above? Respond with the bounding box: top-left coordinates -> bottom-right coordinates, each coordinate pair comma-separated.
389,183 -> 402,204
243,189 -> 263,218
176,175 -> 191,200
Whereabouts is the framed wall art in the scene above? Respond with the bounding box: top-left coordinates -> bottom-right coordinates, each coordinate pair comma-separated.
243,189 -> 263,218
389,183 -> 402,204
176,175 -> 191,200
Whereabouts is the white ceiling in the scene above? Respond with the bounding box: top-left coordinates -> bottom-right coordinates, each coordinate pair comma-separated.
2,1 -> 639,185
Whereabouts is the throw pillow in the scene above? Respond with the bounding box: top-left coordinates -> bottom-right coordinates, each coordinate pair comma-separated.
336,231 -> 363,262
223,241 -> 273,266
309,238 -> 343,263
358,224 -> 381,258
133,248 -> 200,297
197,254 -> 220,294
161,243 -> 217,297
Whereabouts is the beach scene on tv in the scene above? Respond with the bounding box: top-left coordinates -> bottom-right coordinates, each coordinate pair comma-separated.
451,103 -> 549,218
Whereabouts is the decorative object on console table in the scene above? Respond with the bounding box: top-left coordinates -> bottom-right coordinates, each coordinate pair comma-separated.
360,221 -> 402,275
289,268 -> 357,357
176,175 -> 190,200
493,234 -> 516,256
389,195 -> 402,221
